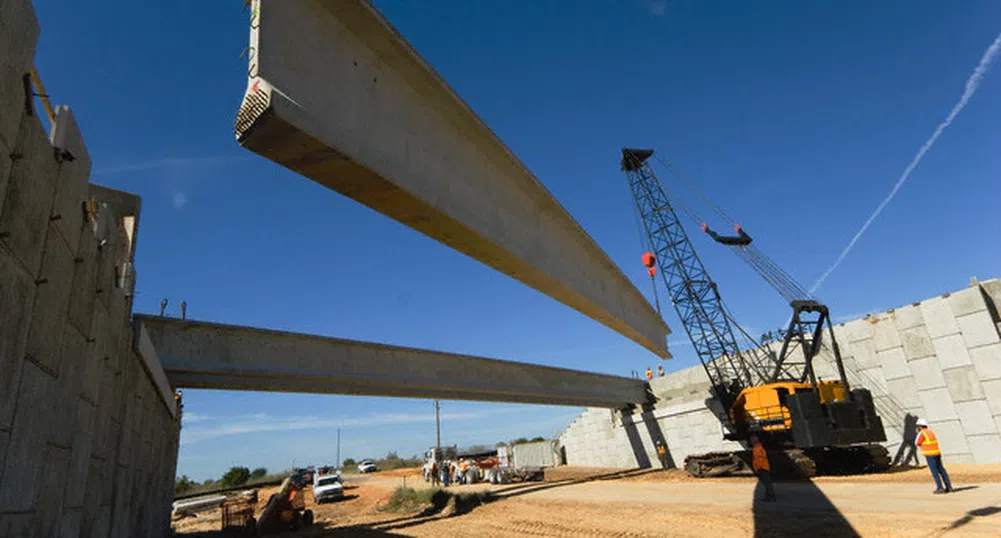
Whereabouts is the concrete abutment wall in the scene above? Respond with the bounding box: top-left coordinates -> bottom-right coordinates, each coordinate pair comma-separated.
560,279 -> 1001,469
0,2 -> 180,536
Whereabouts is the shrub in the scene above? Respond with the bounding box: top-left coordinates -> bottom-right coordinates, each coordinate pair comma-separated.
220,466 -> 251,487
381,487 -> 447,513
249,468 -> 268,480
381,487 -> 493,515
174,475 -> 195,495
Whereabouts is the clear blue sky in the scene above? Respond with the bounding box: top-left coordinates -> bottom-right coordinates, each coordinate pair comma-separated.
31,1 -> 1000,481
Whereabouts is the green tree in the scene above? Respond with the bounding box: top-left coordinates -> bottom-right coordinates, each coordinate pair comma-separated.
174,475 -> 195,495
220,466 -> 251,487
511,437 -> 529,445
496,441 -> 507,447
530,436 -> 546,443
249,467 -> 268,480
385,451 -> 400,461
343,458 -> 357,467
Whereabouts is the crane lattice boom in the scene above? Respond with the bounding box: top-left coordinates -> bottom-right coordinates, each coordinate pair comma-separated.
622,148 -> 758,411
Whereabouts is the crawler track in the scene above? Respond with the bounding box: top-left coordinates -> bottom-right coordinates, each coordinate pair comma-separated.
683,444 -> 890,479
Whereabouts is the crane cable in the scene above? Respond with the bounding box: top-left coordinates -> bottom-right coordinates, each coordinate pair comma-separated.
627,174 -> 663,318
654,154 -> 736,226
650,153 -> 814,302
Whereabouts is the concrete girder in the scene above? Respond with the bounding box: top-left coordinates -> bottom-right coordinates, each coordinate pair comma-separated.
135,315 -> 648,408
234,0 -> 671,359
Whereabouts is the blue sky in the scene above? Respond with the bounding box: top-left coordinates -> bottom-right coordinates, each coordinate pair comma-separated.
30,1 -> 1000,481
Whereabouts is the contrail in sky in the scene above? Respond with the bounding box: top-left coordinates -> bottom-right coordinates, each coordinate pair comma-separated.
811,30 -> 1001,294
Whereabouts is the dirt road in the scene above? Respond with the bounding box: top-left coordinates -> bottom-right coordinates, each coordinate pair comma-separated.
174,465 -> 1001,537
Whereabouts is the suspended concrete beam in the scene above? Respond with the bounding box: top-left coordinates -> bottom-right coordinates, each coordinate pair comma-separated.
135,315 -> 648,408
234,0 -> 671,359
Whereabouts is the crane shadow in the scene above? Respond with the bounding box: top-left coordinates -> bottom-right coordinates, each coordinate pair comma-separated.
942,505 -> 1001,532
752,452 -> 860,538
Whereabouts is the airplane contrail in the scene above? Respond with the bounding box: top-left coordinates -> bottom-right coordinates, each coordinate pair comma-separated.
811,30 -> 1001,294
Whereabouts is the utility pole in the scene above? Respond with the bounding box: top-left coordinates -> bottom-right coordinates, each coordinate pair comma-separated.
336,428 -> 341,469
434,400 -> 441,452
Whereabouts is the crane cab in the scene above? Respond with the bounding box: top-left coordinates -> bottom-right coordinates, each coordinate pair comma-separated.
729,381 -> 885,449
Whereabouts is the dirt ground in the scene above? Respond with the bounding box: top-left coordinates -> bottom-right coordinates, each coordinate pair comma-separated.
172,464 -> 1001,537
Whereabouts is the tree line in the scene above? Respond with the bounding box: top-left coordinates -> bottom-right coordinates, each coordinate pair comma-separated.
175,466 -> 275,496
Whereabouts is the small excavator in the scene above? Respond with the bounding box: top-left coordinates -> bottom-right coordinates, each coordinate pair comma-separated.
255,476 -> 315,534
622,148 -> 890,478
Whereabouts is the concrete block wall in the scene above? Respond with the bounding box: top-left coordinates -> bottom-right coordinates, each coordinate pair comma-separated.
560,278 -> 1001,469
826,279 -> 1001,464
0,1 -> 181,536
559,368 -> 741,468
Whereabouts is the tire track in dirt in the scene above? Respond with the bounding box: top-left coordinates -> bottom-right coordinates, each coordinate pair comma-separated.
482,519 -> 659,538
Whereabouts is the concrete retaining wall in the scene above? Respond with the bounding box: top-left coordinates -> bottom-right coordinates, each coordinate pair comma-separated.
560,278 -> 1001,469
0,2 -> 180,536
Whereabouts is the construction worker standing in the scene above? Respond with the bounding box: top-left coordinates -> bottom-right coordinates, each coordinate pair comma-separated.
915,418 -> 953,494
645,367 -> 653,381
654,438 -> 669,469
657,364 -> 664,377
750,434 -> 776,502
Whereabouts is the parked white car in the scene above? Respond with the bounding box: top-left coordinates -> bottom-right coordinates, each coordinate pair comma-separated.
357,460 -> 377,473
313,474 -> 344,504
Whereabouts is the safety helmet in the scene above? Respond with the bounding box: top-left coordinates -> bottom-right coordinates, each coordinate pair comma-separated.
916,418 -> 928,427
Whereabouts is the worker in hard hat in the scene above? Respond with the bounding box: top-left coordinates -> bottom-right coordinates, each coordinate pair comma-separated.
654,438 -> 669,469
645,367 -> 653,381
657,364 -> 664,377
914,418 -> 952,493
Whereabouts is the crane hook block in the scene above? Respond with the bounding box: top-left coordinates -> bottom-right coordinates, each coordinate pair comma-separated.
702,224 -> 753,246
648,267 -> 657,277
642,252 -> 656,268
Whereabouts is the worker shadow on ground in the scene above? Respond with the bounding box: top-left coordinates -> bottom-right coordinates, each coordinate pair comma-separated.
753,453 -> 860,538
944,485 -> 979,493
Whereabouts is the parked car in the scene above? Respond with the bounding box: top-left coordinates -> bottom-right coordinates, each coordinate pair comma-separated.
357,460 -> 377,473
290,467 -> 314,488
313,474 -> 344,504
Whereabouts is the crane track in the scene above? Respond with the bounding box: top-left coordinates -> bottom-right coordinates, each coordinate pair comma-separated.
683,444 -> 889,479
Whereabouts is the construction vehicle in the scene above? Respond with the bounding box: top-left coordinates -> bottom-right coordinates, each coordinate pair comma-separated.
621,148 -> 889,478
255,476 -> 314,534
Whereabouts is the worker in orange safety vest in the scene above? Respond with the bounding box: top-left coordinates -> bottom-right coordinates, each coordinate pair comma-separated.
750,434 -> 776,502
645,367 -> 653,381
914,418 -> 953,493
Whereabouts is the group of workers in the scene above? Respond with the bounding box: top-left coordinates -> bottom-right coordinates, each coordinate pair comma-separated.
748,416 -> 953,502
645,364 -> 664,380
427,459 -> 478,487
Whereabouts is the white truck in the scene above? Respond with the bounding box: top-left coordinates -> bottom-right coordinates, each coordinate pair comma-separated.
312,471 -> 344,504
